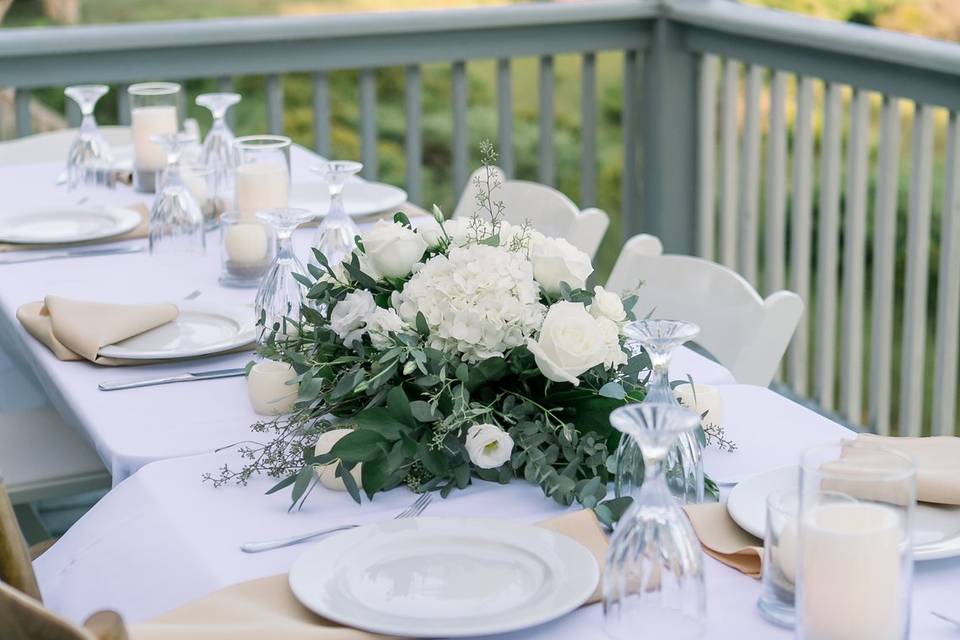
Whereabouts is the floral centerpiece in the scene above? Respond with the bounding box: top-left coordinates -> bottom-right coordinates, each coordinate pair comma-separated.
207,144 -> 647,515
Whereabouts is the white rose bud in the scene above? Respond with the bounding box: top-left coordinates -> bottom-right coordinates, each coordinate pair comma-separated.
464,423 -> 514,469
330,290 -> 376,347
589,286 -> 627,323
597,317 -> 628,369
432,204 -> 445,223
529,236 -> 593,294
366,307 -> 405,350
362,220 -> 428,279
526,301 -> 609,385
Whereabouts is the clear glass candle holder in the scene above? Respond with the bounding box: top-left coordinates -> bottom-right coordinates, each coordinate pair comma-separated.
128,82 -> 181,193
796,441 -> 916,640
757,489 -> 800,628
234,135 -> 291,220
181,162 -> 219,230
219,211 -> 276,289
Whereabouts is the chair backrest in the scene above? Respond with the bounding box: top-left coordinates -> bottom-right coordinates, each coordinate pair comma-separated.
452,166 -> 610,258
607,234 -> 804,387
0,473 -> 40,601
0,127 -> 132,166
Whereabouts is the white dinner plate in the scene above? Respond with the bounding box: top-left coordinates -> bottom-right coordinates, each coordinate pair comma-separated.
0,205 -> 141,244
288,517 -> 600,638
727,465 -> 960,561
98,302 -> 255,360
289,180 -> 407,217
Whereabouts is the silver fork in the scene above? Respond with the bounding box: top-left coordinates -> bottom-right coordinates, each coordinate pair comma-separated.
239,492 -> 433,553
932,611 -> 960,627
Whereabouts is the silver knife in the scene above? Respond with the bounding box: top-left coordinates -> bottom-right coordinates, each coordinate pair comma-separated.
0,245 -> 144,265
98,367 -> 246,391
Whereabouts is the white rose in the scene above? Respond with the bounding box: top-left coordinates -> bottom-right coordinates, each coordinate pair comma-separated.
417,217 -> 445,248
362,220 -> 428,279
526,301 -> 609,385
366,307 -> 405,350
464,423 -> 514,469
330,290 -> 376,346
597,317 -> 628,369
589,286 -> 626,322
529,236 -> 593,294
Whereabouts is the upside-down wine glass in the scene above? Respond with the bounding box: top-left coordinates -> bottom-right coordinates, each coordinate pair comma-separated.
615,319 -> 704,504
310,160 -> 363,268
148,132 -> 205,256
196,92 -> 241,226
604,403 -> 707,640
64,84 -> 115,191
254,207 -> 315,343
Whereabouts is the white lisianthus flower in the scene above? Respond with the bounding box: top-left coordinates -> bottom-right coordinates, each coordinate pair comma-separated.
395,244 -> 545,362
330,290 -> 376,347
589,286 -> 627,323
526,301 -> 609,385
362,220 -> 428,279
465,423 -> 514,469
597,317 -> 628,369
529,236 -> 593,294
366,307 -> 405,350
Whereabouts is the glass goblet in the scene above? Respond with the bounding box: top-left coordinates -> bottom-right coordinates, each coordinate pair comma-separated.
196,92 -> 241,222
148,133 -> 206,257
310,160 -> 363,269
254,207 -> 315,343
604,403 -> 706,640
615,319 -> 703,504
64,84 -> 115,192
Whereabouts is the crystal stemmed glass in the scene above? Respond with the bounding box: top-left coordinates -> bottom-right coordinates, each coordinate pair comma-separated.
310,161 -> 363,268
148,132 -> 206,256
604,403 -> 707,640
196,92 -> 241,225
254,207 -> 315,343
64,84 -> 114,191
615,319 -> 703,504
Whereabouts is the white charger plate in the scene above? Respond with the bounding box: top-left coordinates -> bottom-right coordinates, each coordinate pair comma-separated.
288,517 -> 599,638
98,302 -> 254,360
727,465 -> 960,561
290,180 -> 407,218
0,205 -> 141,244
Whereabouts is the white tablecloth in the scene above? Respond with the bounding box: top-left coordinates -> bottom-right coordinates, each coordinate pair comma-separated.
0,150 -> 733,483
32,383 -> 960,638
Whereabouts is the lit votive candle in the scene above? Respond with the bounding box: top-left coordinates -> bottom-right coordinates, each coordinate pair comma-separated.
234,162 -> 289,220
247,359 -> 297,416
314,428 -> 363,492
674,382 -> 722,428
798,502 -> 903,640
131,105 -> 178,172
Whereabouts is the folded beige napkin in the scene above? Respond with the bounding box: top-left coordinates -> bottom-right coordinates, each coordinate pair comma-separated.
684,503 -> 763,579
0,203 -> 148,253
17,295 -> 178,366
853,433 -> 960,506
130,510 -> 608,640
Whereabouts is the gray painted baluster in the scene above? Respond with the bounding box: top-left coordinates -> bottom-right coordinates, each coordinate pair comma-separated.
116,84 -> 131,125
581,52 -> 597,209
66,98 -> 81,128
869,96 -> 902,436
933,110 -> 960,436
266,73 -> 283,135
738,64 -> 762,286
719,59 -> 740,269
697,54 -> 719,261
788,76 -> 814,397
764,71 -> 787,296
496,58 -> 514,179
452,61 -> 469,195
404,65 -> 422,206
313,72 -> 331,157
622,50 -> 640,240
538,55 -> 555,186
900,104 -> 935,436
15,89 -> 31,137
840,89 -> 871,424
359,68 -> 377,181
815,82 -> 843,413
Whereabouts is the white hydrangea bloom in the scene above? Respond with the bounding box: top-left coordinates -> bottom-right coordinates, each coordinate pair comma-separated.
394,244 -> 546,362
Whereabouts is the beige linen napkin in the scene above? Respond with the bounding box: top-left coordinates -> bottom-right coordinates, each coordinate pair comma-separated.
0,203 -> 149,253
16,295 -> 178,366
684,503 -> 763,579
130,510 -> 608,640
853,433 -> 960,506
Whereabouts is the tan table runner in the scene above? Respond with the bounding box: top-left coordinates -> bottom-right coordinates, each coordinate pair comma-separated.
130,510 -> 608,640
0,203 -> 149,253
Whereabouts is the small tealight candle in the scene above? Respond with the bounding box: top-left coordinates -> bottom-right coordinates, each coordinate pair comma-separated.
225,223 -> 269,265
314,428 -> 363,492
246,359 -> 297,415
674,382 -> 722,428
234,162 -> 289,219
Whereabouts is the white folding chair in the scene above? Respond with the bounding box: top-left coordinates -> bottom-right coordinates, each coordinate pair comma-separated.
0,126 -> 132,165
607,234 -> 804,387
453,166 -> 610,258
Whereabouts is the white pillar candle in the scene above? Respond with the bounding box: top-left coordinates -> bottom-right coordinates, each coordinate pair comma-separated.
131,105 -> 178,170
234,163 -> 289,219
314,428 -> 363,492
799,502 -> 903,640
674,382 -> 722,428
246,359 -> 297,416
181,171 -> 209,207
224,223 -> 269,266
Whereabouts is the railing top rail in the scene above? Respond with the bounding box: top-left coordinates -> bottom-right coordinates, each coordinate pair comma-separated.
0,0 -> 657,58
